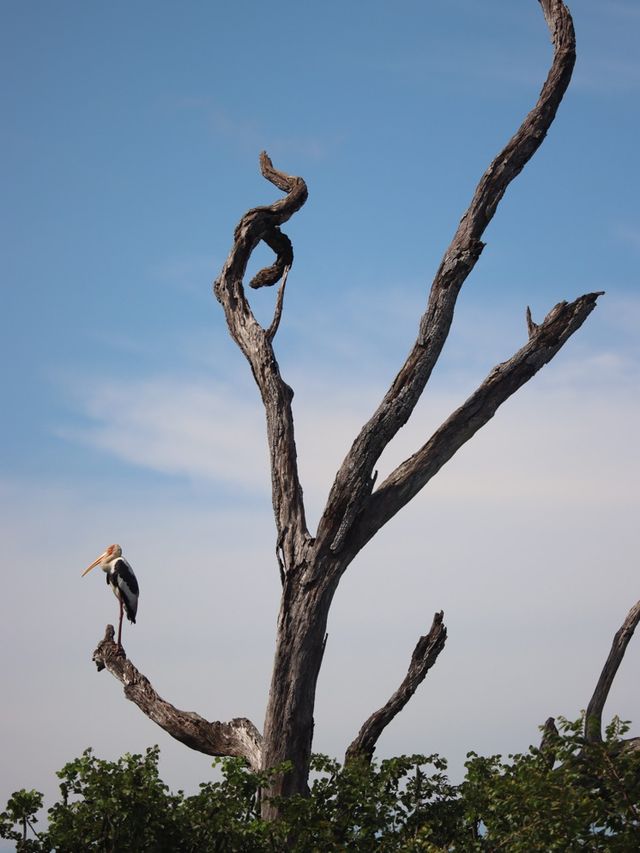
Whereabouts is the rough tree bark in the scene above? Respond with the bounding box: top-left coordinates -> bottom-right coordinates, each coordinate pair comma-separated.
89,0 -> 627,820
92,626 -> 263,769
345,611 -> 447,765
584,599 -> 640,747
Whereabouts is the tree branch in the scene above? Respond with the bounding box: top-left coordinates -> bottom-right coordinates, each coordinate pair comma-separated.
92,625 -> 263,770
351,292 -> 602,549
585,599 -> 640,744
345,611 -> 447,764
315,0 -> 576,557
266,265 -> 290,342
214,153 -> 310,568
526,306 -> 540,339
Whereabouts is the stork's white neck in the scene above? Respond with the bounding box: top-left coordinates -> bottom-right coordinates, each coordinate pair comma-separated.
102,556 -> 121,572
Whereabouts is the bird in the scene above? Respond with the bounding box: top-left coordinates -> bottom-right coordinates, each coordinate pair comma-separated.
82,544 -> 139,651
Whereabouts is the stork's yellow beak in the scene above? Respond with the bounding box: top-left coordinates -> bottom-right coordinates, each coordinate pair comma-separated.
82,552 -> 106,577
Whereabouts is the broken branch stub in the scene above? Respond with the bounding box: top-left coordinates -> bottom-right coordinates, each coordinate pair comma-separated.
585,599 -> 640,744
345,611 -> 447,764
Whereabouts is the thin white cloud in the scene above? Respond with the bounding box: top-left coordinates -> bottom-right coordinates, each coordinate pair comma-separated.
57,326 -> 640,523
176,97 -> 344,162
58,377 -> 271,493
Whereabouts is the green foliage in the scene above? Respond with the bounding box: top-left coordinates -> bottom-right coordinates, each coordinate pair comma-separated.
459,716 -> 640,851
0,789 -> 43,852
272,752 -> 461,851
174,757 -> 291,851
48,746 -> 182,852
2,718 -> 639,852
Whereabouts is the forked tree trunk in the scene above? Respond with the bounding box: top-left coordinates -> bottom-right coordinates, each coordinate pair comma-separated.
251,0 -> 584,812
90,0 -> 625,824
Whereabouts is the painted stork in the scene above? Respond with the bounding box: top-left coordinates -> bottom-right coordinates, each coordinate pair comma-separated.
82,544 -> 139,650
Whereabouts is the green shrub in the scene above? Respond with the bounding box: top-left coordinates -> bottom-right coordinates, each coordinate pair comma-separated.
3,717 -> 639,852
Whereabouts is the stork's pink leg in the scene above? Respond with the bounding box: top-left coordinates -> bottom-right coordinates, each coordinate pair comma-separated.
117,597 -> 124,650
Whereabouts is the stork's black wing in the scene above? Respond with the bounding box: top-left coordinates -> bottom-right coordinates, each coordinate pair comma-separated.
113,557 -> 139,623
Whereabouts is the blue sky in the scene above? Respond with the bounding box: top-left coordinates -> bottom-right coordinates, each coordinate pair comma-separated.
2,0 -> 639,825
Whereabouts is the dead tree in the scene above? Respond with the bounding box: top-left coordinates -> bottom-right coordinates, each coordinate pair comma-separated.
91,0 -> 612,818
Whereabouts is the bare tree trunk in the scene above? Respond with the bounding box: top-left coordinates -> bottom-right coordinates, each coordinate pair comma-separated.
89,0 -> 605,823
252,0 -> 582,813
260,566 -> 337,812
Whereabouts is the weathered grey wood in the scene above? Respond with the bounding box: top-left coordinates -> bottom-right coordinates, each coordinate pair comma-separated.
239,0 -> 588,817
351,292 -> 603,552
266,266 -> 290,342
526,306 -> 540,339
315,0 -> 577,559
93,625 -> 263,770
585,600 -> 640,744
345,612 -> 447,764
260,574 -> 335,814
214,152 -> 310,572
90,1 -> 611,822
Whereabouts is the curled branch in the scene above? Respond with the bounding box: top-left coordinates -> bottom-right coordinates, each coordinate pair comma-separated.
345,611 -> 447,764
214,154 -> 309,567
216,151 -> 307,296
92,625 -> 263,770
250,226 -> 292,290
